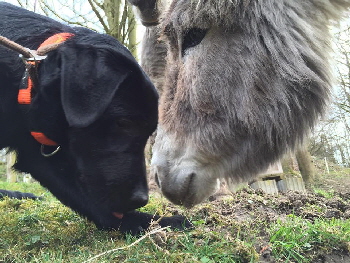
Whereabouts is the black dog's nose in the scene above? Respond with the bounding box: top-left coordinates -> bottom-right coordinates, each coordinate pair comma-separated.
129,190 -> 148,209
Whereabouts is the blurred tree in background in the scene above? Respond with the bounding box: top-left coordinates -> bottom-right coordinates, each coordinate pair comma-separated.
309,21 -> 350,167
17,0 -> 138,58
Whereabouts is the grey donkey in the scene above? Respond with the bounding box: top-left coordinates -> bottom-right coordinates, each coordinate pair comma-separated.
129,0 -> 350,208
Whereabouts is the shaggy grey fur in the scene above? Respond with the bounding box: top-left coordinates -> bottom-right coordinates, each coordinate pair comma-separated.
141,26 -> 167,92
130,0 -> 350,207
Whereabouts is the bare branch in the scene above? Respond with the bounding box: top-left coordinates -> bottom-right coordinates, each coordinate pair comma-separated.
87,0 -> 109,33
92,0 -> 103,10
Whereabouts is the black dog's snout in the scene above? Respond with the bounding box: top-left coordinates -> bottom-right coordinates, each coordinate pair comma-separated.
128,190 -> 149,209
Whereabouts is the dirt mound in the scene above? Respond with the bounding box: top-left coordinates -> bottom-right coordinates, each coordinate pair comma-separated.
187,187 -> 350,225
158,184 -> 350,262
148,170 -> 350,262
202,188 -> 350,262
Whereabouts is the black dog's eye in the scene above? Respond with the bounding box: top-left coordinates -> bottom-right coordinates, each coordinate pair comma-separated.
182,28 -> 208,56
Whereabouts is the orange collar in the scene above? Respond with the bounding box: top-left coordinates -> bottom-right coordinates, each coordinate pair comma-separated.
18,33 -> 74,146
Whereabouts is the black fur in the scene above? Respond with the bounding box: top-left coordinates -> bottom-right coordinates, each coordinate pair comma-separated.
0,2 -> 190,234
0,189 -> 42,200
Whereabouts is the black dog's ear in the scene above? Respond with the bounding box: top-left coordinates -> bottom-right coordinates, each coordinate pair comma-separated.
59,45 -> 132,127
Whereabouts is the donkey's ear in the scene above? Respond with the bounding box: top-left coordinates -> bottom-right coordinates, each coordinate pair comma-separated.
59,46 -> 131,127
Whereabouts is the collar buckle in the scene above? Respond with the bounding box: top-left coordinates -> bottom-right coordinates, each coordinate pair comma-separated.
19,50 -> 47,63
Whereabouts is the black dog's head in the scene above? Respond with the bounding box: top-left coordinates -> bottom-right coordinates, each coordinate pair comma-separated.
29,30 -> 158,216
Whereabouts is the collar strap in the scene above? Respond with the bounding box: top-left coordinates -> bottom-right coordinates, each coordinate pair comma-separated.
18,33 -> 74,105
39,33 -> 75,49
18,33 -> 75,146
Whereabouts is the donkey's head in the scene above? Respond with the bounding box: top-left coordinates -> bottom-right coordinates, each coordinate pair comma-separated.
150,0 -> 350,207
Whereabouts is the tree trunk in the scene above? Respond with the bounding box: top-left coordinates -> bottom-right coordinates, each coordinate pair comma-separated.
103,0 -> 121,40
103,0 -> 138,58
296,146 -> 316,187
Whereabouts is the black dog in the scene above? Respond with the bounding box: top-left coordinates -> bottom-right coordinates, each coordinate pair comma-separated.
0,2 -> 189,234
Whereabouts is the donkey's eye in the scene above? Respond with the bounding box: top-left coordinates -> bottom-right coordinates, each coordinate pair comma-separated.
182,28 -> 208,55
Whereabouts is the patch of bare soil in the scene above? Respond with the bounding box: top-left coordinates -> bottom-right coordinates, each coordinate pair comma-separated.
313,254 -> 350,263
212,187 -> 349,262
314,173 -> 350,194
157,173 -> 350,262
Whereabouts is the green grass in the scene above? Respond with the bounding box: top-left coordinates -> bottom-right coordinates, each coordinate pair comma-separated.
0,163 -> 6,177
0,183 -> 259,263
269,215 -> 350,262
1,182 -> 350,262
312,188 -> 335,199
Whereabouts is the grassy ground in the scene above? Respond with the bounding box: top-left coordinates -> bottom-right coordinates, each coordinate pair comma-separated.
1,167 -> 350,262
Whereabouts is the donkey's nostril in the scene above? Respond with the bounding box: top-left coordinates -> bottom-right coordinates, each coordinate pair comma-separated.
186,172 -> 196,189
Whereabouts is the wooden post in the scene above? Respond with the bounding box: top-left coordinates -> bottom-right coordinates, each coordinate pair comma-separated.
324,157 -> 330,174
6,152 -> 17,183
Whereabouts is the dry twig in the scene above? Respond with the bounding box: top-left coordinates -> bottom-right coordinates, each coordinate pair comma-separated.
82,226 -> 170,263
